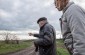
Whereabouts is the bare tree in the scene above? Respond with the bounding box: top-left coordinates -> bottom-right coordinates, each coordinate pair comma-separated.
11,34 -> 20,44
4,33 -> 10,44
2,32 -> 19,44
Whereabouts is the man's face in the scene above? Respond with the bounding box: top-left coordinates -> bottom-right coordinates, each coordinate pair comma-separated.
54,0 -> 68,11
38,20 -> 46,27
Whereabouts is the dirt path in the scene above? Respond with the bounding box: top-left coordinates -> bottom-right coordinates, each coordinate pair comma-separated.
7,45 -> 38,55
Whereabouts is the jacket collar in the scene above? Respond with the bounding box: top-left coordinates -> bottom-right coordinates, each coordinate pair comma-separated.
63,2 -> 74,13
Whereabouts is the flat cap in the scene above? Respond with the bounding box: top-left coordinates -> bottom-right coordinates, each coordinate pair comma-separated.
37,17 -> 47,24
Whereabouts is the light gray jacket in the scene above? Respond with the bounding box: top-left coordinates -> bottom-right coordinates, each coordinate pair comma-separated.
60,2 -> 85,55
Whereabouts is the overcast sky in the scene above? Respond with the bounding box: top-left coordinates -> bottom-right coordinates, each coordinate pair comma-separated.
0,0 -> 85,31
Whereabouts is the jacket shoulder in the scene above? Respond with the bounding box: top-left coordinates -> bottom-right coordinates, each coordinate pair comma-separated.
65,4 -> 83,14
44,24 -> 53,28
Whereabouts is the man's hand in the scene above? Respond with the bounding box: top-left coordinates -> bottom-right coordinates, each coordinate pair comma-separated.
28,33 -> 34,36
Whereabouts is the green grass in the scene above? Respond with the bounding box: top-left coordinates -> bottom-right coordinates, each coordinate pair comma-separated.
57,39 -> 70,55
0,39 -> 70,55
0,40 -> 32,54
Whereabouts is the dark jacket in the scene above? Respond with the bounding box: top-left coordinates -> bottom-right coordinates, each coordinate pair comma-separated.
34,23 -> 57,55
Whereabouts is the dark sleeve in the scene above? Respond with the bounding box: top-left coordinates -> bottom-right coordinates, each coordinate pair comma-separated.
35,25 -> 54,46
34,34 -> 39,38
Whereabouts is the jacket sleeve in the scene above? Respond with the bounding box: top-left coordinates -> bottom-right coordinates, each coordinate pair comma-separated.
35,25 -> 54,46
66,5 -> 85,55
34,34 -> 39,38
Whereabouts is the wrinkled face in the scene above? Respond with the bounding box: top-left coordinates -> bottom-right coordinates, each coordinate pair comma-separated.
38,20 -> 46,27
54,0 -> 68,11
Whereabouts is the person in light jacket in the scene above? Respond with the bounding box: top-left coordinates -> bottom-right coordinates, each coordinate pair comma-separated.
54,0 -> 85,55
29,17 -> 57,55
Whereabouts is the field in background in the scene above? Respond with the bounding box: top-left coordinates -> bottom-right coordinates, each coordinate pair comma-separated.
0,39 -> 70,55
0,40 -> 33,55
57,39 -> 70,55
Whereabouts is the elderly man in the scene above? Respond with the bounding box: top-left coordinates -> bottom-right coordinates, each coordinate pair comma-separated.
29,17 -> 57,55
54,0 -> 85,55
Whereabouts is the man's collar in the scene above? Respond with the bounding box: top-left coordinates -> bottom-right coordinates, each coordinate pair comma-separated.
63,2 -> 74,13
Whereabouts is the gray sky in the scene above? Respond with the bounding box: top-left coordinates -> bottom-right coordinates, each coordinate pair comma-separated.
0,0 -> 85,31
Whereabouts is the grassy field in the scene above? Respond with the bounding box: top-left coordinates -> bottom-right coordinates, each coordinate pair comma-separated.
0,39 -> 70,55
0,40 -> 33,54
57,39 -> 70,55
